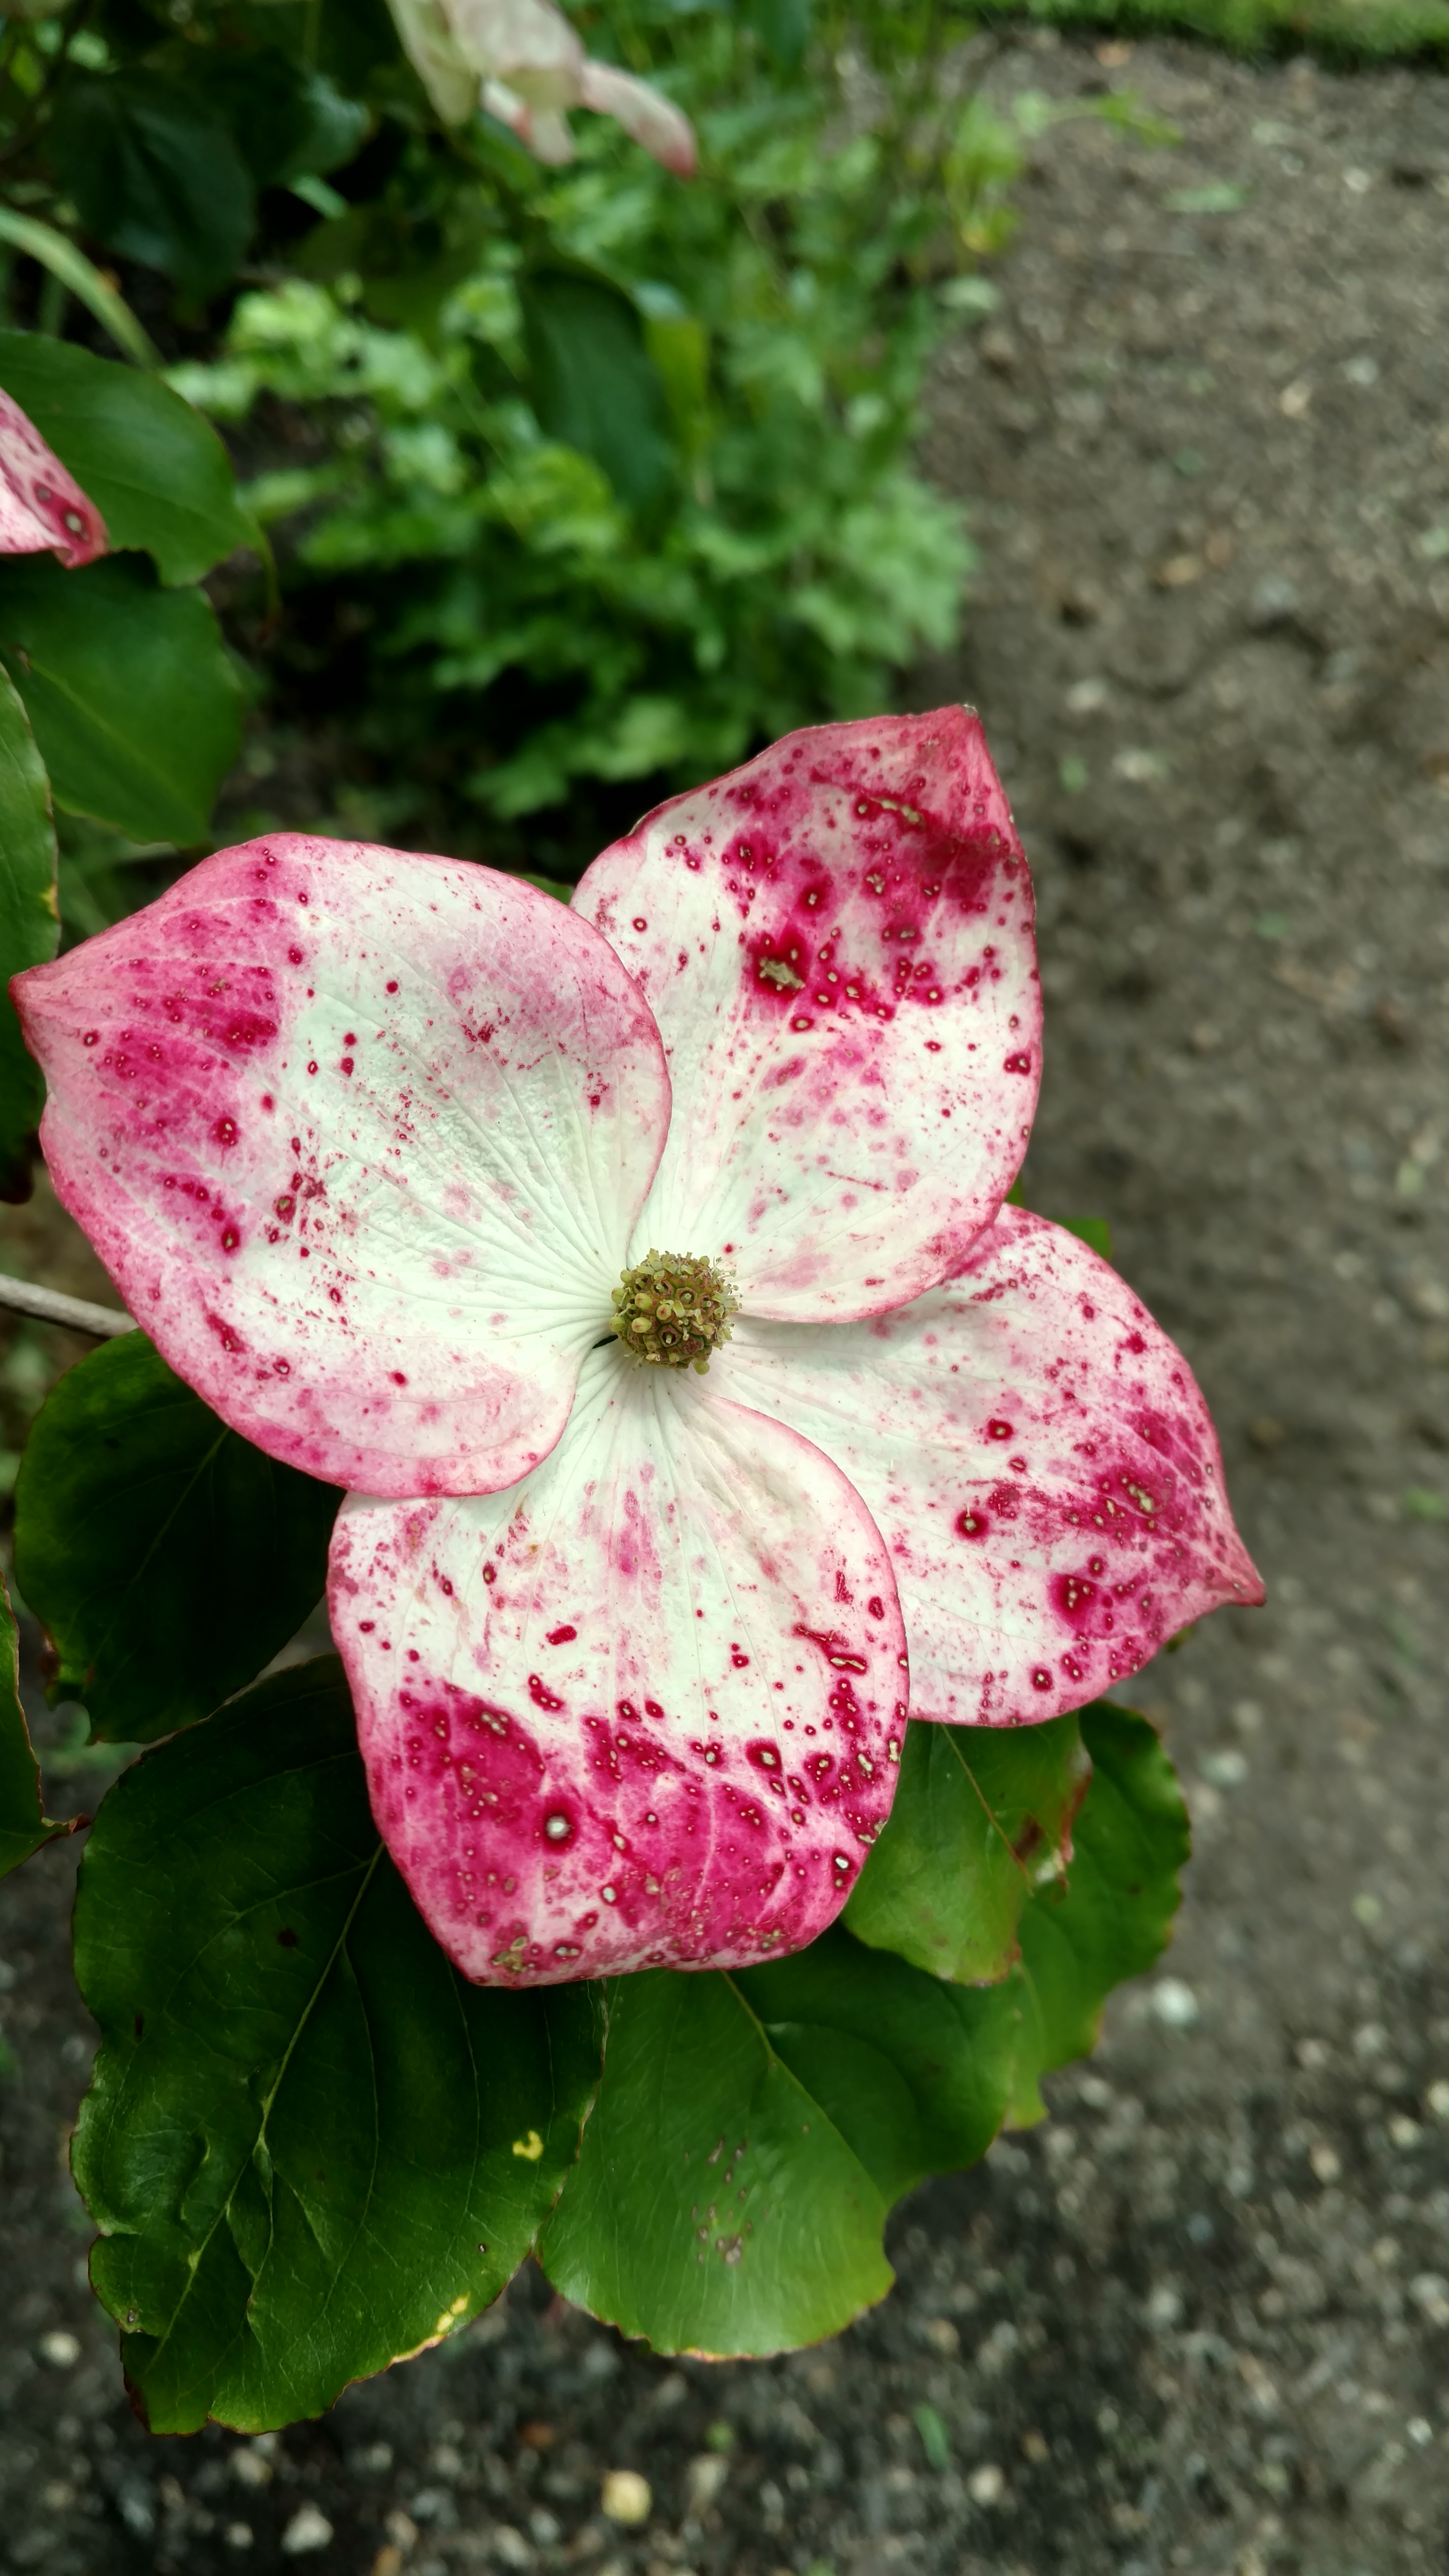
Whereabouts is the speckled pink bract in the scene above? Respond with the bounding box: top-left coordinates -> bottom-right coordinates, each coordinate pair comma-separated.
0,388 -> 107,567
13,708 -> 1262,1987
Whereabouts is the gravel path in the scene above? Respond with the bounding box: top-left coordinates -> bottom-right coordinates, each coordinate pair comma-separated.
3,36 -> 1449,2576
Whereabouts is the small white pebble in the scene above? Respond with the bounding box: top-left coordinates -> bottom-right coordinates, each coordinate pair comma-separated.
1152,1977 -> 1200,2029
1389,2115 -> 1422,2149
224,2527 -> 254,2553
37,2332 -> 80,2369
1427,2079 -> 1449,2120
1343,164 -> 1373,193
1309,2142 -> 1342,2185
601,2469 -> 652,2526
231,2451 -> 273,2490
967,2463 -> 1005,2506
1409,2417 -> 1434,2447
280,2504 -> 334,2555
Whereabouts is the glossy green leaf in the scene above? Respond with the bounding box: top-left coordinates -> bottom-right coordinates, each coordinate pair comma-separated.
0,331 -> 256,587
845,1713 -> 1089,1985
542,1704 -> 1188,2356
1005,1702 -> 1190,2124
0,554 -> 243,844
0,1569 -> 67,1880
521,268 -> 673,514
52,73 -> 255,299
13,1333 -> 341,1744
0,666 -> 57,1199
73,1660 -> 599,2433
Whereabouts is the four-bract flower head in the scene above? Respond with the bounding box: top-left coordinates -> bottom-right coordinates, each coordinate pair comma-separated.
387,0 -> 697,172
14,711 -> 1261,1988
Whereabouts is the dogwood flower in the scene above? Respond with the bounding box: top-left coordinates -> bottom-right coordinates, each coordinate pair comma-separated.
387,0 -> 696,173
0,388 -> 107,567
14,711 -> 1260,1987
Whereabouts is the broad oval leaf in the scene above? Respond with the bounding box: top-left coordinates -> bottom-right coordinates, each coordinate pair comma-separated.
539,1934 -> 1024,2355
542,1703 -> 1189,2356
52,73 -> 255,299
0,1569 -> 67,1879
0,331 -> 255,588
13,1332 -> 342,1744
844,1712 -> 1090,1985
0,553 -> 243,843
0,664 -> 56,1199
73,1659 -> 600,2433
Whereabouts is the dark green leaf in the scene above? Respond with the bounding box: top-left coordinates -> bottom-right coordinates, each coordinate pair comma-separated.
1006,1702 -> 1190,2123
740,0 -> 814,68
0,1570 -> 67,1880
0,665 -> 56,1200
181,54 -> 369,190
845,1713 -> 1089,1985
0,331 -> 256,588
53,73 -> 255,298
73,1660 -> 599,2433
521,268 -> 673,514
0,554 -> 243,844
13,1333 -> 342,1744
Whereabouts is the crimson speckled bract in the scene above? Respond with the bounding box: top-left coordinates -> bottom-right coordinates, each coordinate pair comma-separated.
13,708 -> 1262,1988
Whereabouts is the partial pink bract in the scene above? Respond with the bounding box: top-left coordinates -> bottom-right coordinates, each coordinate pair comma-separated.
0,387 -> 107,568
13,709 -> 1261,1987
386,0 -> 696,172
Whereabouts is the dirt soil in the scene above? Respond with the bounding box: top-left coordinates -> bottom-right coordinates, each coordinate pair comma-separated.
4,34 -> 1449,2576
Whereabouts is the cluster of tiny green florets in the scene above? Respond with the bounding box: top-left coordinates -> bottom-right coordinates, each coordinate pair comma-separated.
611,1250 -> 738,1372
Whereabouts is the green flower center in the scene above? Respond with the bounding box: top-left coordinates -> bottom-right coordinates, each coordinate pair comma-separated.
610,1249 -> 738,1374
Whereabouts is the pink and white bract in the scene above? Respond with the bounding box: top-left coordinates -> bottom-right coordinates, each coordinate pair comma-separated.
13,710 -> 1261,1986
386,0 -> 697,172
0,388 -> 107,568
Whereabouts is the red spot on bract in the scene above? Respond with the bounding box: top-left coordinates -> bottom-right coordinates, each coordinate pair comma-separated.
546,1624 -> 577,1646
386,979 -> 398,993
288,947 -> 304,965
1005,1051 -> 1032,1073
391,1371 -> 407,1385
955,1507 -> 988,1539
82,1031 -> 99,1047
731,1650 -> 750,1668
1032,1669 -> 1053,1691
213,1117 -> 237,1147
340,1058 -> 354,1075
220,1227 -> 240,1252
528,1674 -> 565,1712
987,1420 -> 1013,1441
867,1595 -> 886,1620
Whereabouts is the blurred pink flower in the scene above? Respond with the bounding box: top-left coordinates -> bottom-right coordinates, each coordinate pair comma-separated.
388,0 -> 696,172
0,387 -> 107,568
15,711 -> 1259,1990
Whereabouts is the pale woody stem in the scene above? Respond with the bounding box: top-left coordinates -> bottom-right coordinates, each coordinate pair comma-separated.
0,1270 -> 135,1339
